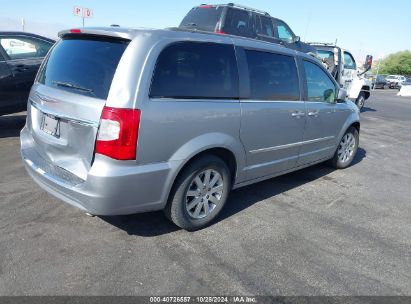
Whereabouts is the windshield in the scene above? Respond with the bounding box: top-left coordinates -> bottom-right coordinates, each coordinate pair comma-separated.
272,19 -> 295,43
37,36 -> 129,100
386,75 -> 396,80
179,6 -> 223,32
317,50 -> 334,60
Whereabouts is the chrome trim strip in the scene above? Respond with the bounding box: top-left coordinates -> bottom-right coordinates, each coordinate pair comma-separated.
250,136 -> 335,154
240,99 -> 304,104
29,98 -> 99,127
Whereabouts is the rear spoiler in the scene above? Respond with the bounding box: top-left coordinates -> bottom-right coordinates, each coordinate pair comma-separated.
58,28 -> 133,40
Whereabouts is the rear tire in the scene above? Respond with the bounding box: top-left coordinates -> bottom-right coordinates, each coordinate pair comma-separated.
330,127 -> 359,169
164,155 -> 231,231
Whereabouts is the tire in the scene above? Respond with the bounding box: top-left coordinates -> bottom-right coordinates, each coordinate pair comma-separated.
164,155 -> 231,231
330,127 -> 359,169
356,92 -> 365,110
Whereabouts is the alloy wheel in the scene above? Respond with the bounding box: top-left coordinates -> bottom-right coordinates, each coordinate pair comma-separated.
185,169 -> 224,219
337,133 -> 356,163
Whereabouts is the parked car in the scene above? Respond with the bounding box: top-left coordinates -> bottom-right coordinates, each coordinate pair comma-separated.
386,75 -> 406,88
178,3 -> 317,54
372,75 -> 388,89
21,27 -> 360,231
0,32 -> 54,115
397,78 -> 411,96
401,78 -> 411,86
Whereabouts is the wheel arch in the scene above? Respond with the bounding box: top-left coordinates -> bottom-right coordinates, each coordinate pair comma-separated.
350,121 -> 360,133
361,85 -> 371,100
161,133 -> 247,209
174,147 -> 238,186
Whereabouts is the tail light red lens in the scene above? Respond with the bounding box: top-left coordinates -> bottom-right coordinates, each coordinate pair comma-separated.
215,30 -> 226,35
96,106 -> 141,160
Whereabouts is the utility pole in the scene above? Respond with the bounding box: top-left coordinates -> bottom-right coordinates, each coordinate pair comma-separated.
21,18 -> 25,31
373,60 -> 381,91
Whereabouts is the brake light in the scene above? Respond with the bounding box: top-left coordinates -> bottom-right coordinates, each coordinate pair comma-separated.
199,5 -> 215,8
96,107 -> 141,160
215,30 -> 226,35
70,29 -> 82,33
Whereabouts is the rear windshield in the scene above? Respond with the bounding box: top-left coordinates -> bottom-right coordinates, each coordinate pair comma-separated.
37,35 -> 129,100
179,6 -> 223,32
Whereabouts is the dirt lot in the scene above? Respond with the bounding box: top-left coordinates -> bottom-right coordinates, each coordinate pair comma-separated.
0,90 -> 410,295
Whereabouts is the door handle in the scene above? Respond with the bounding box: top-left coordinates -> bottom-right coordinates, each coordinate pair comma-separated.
291,111 -> 305,118
308,111 -> 319,117
14,64 -> 29,72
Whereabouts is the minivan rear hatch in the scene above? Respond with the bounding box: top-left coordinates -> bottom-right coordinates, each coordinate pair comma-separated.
26,33 -> 129,180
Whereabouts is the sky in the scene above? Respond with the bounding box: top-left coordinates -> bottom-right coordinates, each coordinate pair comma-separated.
1,0 -> 410,60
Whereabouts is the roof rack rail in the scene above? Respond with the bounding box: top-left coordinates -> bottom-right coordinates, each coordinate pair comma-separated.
308,42 -> 336,46
227,3 -> 270,16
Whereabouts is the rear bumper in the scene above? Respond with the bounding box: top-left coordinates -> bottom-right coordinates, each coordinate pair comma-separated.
21,126 -> 179,215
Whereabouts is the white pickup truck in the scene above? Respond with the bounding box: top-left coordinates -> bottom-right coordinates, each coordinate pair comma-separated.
386,75 -> 406,88
310,43 -> 373,109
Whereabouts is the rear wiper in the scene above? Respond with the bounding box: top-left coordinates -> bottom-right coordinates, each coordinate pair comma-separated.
52,81 -> 94,93
185,23 -> 197,27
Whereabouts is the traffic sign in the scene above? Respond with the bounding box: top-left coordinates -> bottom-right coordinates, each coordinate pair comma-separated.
82,8 -> 93,18
73,6 -> 93,27
73,6 -> 83,17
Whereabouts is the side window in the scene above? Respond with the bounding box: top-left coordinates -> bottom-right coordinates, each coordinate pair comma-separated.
150,42 -> 239,99
245,50 -> 300,101
303,60 -> 337,103
257,16 -> 274,37
0,36 -> 52,60
273,19 -> 294,43
343,52 -> 356,70
222,8 -> 253,37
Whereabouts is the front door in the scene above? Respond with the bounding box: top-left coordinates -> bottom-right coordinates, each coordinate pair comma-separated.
0,35 -> 53,107
298,59 -> 351,165
340,51 -> 357,94
0,48 -> 18,114
238,48 -> 306,180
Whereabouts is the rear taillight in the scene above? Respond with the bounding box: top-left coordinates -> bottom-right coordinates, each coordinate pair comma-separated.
95,106 -> 141,160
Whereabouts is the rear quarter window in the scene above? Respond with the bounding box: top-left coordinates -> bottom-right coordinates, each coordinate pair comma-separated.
37,35 -> 129,100
150,42 -> 239,100
222,8 -> 254,38
179,6 -> 224,32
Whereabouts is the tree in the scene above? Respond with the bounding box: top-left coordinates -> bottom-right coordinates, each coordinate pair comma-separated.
376,51 -> 411,75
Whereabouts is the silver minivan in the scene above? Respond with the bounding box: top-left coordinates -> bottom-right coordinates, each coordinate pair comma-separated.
21,27 -> 360,230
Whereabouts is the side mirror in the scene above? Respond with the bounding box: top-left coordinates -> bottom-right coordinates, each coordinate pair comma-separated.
324,89 -> 335,102
364,55 -> 373,71
336,88 -> 347,102
293,36 -> 301,43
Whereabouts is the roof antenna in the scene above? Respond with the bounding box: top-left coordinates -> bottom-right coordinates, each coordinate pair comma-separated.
334,38 -> 338,46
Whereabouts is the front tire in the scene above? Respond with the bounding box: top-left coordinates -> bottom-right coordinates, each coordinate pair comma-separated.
330,127 -> 359,169
356,92 -> 365,110
164,155 -> 231,231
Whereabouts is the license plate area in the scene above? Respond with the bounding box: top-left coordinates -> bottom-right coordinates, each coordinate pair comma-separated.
41,113 -> 60,138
